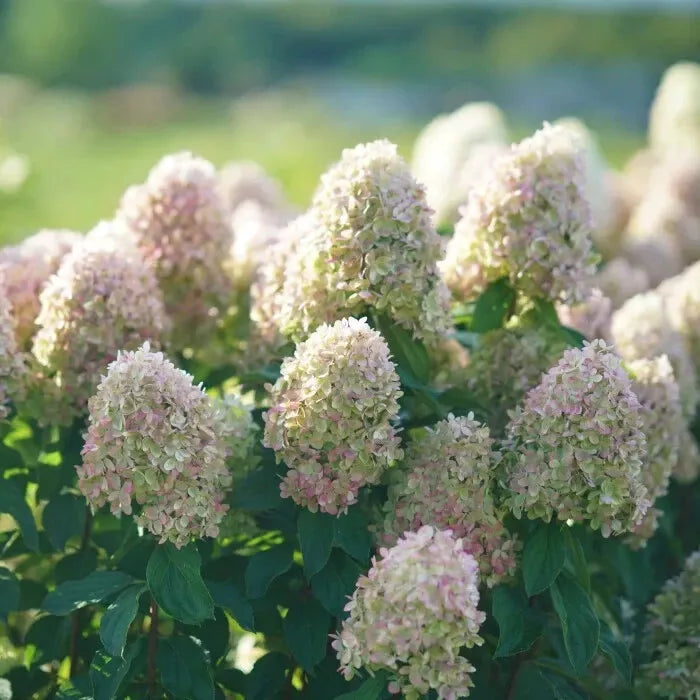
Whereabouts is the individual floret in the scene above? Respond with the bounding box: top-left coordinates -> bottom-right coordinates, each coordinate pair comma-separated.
78,344 -> 241,547
263,317 -> 402,515
333,526 -> 485,700
441,123 -> 598,304
503,340 -> 649,537
381,414 -> 518,587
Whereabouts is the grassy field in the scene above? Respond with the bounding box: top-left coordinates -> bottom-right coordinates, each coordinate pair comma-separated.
0,85 -> 644,245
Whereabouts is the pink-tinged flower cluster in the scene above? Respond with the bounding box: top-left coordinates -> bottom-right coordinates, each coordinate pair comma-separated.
117,152 -> 232,348
78,344 -> 242,547
640,550 -> 700,699
0,289 -> 25,419
557,288 -> 612,341
503,340 -> 649,537
625,356 -> 683,548
333,526 -> 485,700
0,229 -> 81,348
593,258 -> 649,308
263,317 -> 403,515
217,160 -> 287,216
441,123 -> 598,304
381,414 -> 518,587
610,291 -> 697,419
31,229 -> 168,419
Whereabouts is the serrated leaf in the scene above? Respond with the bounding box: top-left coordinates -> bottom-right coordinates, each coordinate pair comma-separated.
42,493 -> 86,551
492,586 -> 542,658
333,508 -> 371,563
282,598 -> 331,672
42,571 -> 134,615
298,510 -> 335,578
99,583 -> 145,657
0,477 -> 39,551
471,277 -> 515,333
146,543 -> 214,625
206,579 -> 255,631
157,636 -> 214,700
244,543 -> 294,599
336,670 -> 391,699
0,566 -> 20,618
89,640 -> 142,700
550,576 -> 600,675
523,521 -> 566,596
311,550 -> 362,616
598,621 -> 632,685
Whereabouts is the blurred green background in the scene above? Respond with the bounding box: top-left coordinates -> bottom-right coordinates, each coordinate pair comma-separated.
0,0 -> 698,243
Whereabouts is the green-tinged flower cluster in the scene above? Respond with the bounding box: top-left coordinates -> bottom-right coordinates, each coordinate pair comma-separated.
381,414 -> 518,587
441,122 -> 598,304
593,257 -> 649,308
675,429 -> 700,484
625,356 -> 683,547
31,228 -> 168,420
503,340 -> 649,537
218,160 -> 287,216
0,289 -> 25,419
557,287 -> 612,341
117,151 -> 232,348
263,317 -> 403,515
0,229 -> 81,348
78,344 -> 244,547
610,291 -> 698,419
333,526 -> 485,700
640,550 -> 700,699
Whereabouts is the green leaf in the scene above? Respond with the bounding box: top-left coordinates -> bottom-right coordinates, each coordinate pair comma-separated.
206,579 -> 255,631
550,576 -> 600,675
89,640 -> 142,700
563,528 -> 590,593
42,571 -> 134,615
99,583 -> 145,658
333,508 -> 372,564
336,670 -> 391,699
492,586 -> 542,658
232,461 -> 284,511
511,664 -> 557,700
146,543 -> 214,625
523,521 -> 566,596
282,598 -> 331,672
25,615 -> 71,664
298,510 -> 335,578
375,314 -> 430,385
598,621 -> 632,685
311,550 -> 363,617
244,543 -> 294,599
181,608 -> 229,662
157,636 -> 214,700
471,278 -> 515,333
0,477 -> 39,551
538,668 -> 587,700
0,566 -> 20,618
42,493 -> 86,551
245,652 -> 289,700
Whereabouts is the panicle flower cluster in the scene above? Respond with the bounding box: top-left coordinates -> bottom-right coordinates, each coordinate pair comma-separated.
411,102 -> 508,226
263,317 -> 403,515
621,224 -> 683,288
31,228 -> 168,419
78,344 -> 241,547
116,152 -> 232,348
217,160 -> 287,216
441,123 -> 598,304
0,289 -> 25,419
381,414 -> 518,587
0,229 -> 81,347
640,550 -> 700,699
625,356 -> 683,547
503,340 -> 649,537
429,337 -> 471,390
557,287 -> 612,341
675,429 -> 700,484
216,388 -> 259,472
610,291 -> 697,419
333,526 -> 485,700
593,258 -> 649,308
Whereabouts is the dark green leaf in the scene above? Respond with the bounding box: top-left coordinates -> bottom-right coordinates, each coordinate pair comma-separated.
89,640 -> 142,700
311,550 -> 363,617
146,543 -> 214,625
563,528 -> 590,593
523,521 -> 566,596
181,609 -> 229,662
492,586 -> 542,658
99,583 -> 145,658
245,652 -> 289,700
232,461 -> 283,511
0,477 -> 39,551
550,576 -> 600,675
298,509 -> 335,578
539,668 -> 587,700
599,621 -> 632,685
560,326 -> 587,349
0,565 -> 20,618
55,549 -> 98,584
471,278 -> 515,333
245,543 -> 294,599
336,670 -> 391,700
42,571 -> 134,615
511,664 -> 557,700
157,636 -> 215,700
375,315 -> 430,385
206,579 -> 254,631
25,615 -> 71,664
4,667 -> 51,699
333,508 -> 372,563
42,493 -> 86,551
56,675 -> 93,699
282,598 -> 331,672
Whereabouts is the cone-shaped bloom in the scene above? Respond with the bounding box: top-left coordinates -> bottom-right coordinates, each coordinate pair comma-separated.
503,340 -> 649,537
333,526 -> 485,700
32,228 -> 168,419
78,344 -> 245,547
594,258 -> 649,308
674,429 -> 700,484
0,290 -> 25,419
218,160 -> 287,216
263,317 -> 402,515
442,123 -> 598,304
117,152 -> 232,348
639,550 -> 700,699
557,288 -> 612,341
381,414 -> 518,587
